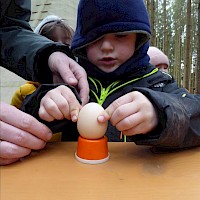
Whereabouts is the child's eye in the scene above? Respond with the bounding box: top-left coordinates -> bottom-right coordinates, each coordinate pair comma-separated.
115,34 -> 127,38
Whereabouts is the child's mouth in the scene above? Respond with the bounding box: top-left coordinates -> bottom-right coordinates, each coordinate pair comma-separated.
99,57 -> 116,65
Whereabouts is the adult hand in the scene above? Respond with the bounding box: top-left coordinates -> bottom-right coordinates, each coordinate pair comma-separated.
98,91 -> 158,136
0,102 -> 52,165
48,52 -> 89,105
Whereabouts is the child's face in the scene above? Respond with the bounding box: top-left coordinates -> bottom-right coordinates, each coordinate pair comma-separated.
51,26 -> 73,46
156,64 -> 169,73
86,33 -> 137,73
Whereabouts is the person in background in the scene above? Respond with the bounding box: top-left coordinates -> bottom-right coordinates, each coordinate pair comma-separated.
147,46 -> 169,73
21,0 -> 200,151
0,0 -> 89,165
34,15 -> 74,46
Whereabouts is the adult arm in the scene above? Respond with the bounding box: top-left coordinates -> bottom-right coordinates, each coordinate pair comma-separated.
0,0 -> 89,104
0,0 -> 64,82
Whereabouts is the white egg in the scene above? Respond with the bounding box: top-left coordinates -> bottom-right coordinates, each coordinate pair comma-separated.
77,102 -> 108,139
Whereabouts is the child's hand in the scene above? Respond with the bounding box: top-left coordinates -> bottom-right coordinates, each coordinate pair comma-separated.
39,85 -> 82,122
98,91 -> 158,136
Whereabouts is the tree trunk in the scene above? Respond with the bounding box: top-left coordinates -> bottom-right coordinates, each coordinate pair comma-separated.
150,0 -> 156,46
196,0 -> 200,94
146,0 -> 150,14
184,0 -> 192,91
163,0 -> 167,54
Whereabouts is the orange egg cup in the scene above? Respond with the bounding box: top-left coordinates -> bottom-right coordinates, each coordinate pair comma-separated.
75,136 -> 110,164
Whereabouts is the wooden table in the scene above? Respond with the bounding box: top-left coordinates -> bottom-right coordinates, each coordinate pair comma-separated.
1,142 -> 200,200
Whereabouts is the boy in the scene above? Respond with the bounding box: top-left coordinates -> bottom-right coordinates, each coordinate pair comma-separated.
22,0 -> 200,149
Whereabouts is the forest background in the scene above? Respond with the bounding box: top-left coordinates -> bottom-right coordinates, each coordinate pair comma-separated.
145,0 -> 200,94
1,0 -> 200,104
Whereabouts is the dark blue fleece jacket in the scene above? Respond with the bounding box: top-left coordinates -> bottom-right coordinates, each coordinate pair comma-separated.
71,0 -> 152,82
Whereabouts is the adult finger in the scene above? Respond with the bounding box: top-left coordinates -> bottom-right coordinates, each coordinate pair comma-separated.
0,157 -> 20,165
48,52 -> 89,105
0,140 -> 31,159
0,103 -> 52,142
73,67 -> 90,105
0,121 -> 46,150
77,77 -> 90,106
65,57 -> 89,105
48,52 -> 78,85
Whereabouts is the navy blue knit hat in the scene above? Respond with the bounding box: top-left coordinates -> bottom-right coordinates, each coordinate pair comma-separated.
71,0 -> 151,58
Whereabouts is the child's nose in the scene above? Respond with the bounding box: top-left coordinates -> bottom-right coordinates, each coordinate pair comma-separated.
100,38 -> 114,52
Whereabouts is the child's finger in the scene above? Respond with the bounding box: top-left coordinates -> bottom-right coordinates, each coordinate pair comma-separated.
69,99 -> 82,122
60,87 -> 82,121
70,107 -> 80,122
115,112 -> 142,132
97,110 -> 110,123
39,105 -> 56,122
50,95 -> 70,120
104,93 -> 134,118
41,98 -> 65,120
